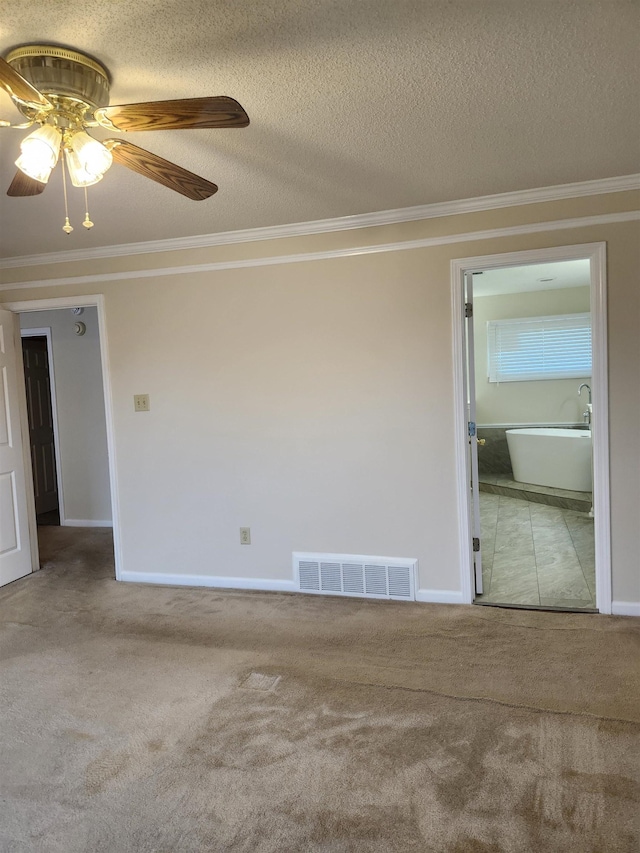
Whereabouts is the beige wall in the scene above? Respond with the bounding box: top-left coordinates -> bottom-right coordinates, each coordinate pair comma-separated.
474,286 -> 591,425
20,308 -> 112,524
1,193 -> 638,607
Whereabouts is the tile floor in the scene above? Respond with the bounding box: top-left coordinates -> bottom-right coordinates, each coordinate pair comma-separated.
475,492 -> 596,610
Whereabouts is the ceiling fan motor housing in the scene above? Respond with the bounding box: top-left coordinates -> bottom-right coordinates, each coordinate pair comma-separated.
6,45 -> 110,115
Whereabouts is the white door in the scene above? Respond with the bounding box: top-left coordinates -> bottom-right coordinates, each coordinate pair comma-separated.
0,308 -> 34,586
464,272 -> 483,595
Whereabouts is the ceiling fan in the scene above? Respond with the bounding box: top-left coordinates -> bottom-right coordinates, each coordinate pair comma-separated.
0,44 -> 249,232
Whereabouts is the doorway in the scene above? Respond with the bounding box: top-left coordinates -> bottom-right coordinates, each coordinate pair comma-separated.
21,331 -> 63,526
0,295 -> 121,585
452,243 -> 612,614
20,307 -> 112,530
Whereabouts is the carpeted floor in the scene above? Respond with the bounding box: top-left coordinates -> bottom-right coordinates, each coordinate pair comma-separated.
1,527 -> 638,852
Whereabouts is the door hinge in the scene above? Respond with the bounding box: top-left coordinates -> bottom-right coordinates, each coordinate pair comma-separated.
464,302 -> 473,318
473,537 -> 480,552
468,421 -> 476,437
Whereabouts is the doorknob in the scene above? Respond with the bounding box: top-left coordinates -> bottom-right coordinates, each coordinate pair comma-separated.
477,438 -> 486,445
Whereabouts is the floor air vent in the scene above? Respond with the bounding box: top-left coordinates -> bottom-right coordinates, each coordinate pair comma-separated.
294,553 -> 417,601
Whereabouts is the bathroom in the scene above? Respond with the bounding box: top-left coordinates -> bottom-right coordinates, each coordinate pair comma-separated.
471,259 -> 596,610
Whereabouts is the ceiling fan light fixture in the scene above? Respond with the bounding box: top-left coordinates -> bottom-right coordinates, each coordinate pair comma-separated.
15,152 -> 54,185
15,124 -> 62,183
69,131 -> 113,179
2,43 -> 249,231
64,147 -> 104,187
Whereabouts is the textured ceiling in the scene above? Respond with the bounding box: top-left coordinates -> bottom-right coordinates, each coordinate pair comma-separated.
0,0 -> 638,259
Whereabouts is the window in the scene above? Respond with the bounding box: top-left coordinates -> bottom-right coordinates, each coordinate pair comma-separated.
487,313 -> 591,383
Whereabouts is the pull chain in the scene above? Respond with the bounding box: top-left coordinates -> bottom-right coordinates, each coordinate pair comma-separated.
83,186 -> 94,229
61,153 -> 73,235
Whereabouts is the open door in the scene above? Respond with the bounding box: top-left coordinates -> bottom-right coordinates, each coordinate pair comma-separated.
463,272 -> 483,595
21,336 -> 59,518
0,308 -> 35,586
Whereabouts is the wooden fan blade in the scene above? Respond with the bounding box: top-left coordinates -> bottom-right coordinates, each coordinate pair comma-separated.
95,97 -> 249,132
105,140 -> 218,200
7,171 -> 46,197
0,57 -> 52,109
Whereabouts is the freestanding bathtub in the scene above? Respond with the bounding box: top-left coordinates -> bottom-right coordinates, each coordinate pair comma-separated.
505,428 -> 592,492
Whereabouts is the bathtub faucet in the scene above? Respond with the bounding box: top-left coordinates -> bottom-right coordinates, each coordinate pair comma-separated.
579,383 -> 592,425
578,383 -> 591,403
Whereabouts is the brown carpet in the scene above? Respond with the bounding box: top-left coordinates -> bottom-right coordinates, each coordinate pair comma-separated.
1,527 -> 638,852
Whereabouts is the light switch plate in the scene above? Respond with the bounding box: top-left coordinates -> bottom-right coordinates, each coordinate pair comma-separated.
134,394 -> 150,412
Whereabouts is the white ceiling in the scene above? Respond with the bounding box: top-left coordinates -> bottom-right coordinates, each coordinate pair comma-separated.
0,0 -> 638,260
472,259 -> 591,297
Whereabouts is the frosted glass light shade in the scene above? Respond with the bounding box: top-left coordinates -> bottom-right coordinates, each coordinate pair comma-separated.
15,152 -> 54,184
15,124 -> 62,183
68,131 -> 112,184
64,148 -> 104,187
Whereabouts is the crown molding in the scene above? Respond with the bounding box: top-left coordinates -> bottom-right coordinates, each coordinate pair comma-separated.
1,174 -> 638,271
1,210 -> 637,293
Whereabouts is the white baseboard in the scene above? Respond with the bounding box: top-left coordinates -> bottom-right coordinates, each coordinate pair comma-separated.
121,572 -> 464,604
611,601 -> 640,617
120,572 -> 465,605
416,588 -> 465,604
119,571 -> 298,593
63,519 -> 113,528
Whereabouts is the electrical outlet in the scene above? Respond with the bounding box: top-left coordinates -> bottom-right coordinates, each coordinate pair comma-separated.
240,527 -> 251,545
134,394 -> 150,412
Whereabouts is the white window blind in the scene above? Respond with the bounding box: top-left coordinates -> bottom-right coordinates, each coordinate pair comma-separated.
487,312 -> 591,383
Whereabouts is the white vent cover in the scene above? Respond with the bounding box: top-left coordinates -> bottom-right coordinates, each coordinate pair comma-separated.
293,552 -> 417,601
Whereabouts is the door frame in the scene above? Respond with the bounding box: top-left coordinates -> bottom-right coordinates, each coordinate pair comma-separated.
451,241 -> 612,613
1,295 -> 123,581
20,327 -> 66,525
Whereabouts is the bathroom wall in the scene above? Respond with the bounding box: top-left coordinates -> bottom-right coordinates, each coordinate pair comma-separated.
474,285 -> 591,475
474,285 -> 591,427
